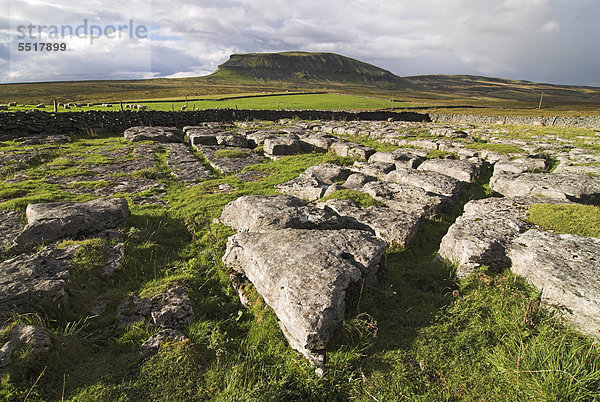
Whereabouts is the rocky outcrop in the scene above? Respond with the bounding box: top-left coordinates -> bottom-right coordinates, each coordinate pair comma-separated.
438,197 -> 571,278
222,228 -> 386,373
124,126 -> 183,143
0,246 -> 80,315
508,229 -> 600,340
490,172 -> 600,204
11,198 -> 130,251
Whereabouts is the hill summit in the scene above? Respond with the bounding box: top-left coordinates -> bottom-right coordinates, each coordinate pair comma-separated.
209,51 -> 407,88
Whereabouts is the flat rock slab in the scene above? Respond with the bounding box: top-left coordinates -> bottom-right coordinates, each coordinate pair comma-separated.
195,146 -> 264,174
12,198 -> 130,251
320,199 -> 423,247
0,246 -> 80,316
124,127 -> 183,143
0,210 -> 25,250
385,167 -> 463,198
490,172 -> 600,204
166,143 -> 211,183
418,158 -> 482,183
508,229 -> 600,340
222,229 -> 386,371
362,181 -> 445,218
439,197 -> 571,278
221,195 -> 344,232
494,157 -> 546,175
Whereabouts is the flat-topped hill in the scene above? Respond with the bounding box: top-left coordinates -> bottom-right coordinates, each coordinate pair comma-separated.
208,51 -> 409,88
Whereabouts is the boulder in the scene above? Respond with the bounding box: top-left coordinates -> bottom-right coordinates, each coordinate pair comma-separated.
490,172 -> 600,204
263,137 -> 303,156
221,195 -> 344,232
0,246 -> 80,315
186,129 -> 218,146
508,229 -> 600,340
417,158 -> 482,183
216,134 -> 248,148
385,168 -> 463,198
222,229 -> 386,371
438,197 -> 571,278
320,199 -> 423,247
12,198 -> 130,251
124,127 -> 183,143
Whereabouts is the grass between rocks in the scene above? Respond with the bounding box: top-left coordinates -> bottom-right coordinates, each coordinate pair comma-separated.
528,204 -> 600,238
1,126 -> 599,400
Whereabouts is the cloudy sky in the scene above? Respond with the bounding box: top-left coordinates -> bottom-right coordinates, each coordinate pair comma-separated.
1,0 -> 598,86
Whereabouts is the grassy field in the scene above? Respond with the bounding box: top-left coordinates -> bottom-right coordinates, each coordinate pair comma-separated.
1,123 -> 599,400
0,93 -> 403,113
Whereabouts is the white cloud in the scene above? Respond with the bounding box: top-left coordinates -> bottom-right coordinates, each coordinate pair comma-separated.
0,0 -> 598,86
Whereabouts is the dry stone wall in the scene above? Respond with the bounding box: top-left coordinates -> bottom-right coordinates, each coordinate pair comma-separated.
0,109 -> 430,138
431,113 -> 600,129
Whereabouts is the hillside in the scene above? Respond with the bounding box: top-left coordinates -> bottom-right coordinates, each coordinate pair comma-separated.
208,52 -> 409,89
404,74 -> 600,104
0,51 -> 599,115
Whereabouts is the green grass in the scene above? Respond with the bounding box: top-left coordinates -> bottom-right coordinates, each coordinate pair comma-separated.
426,150 -> 459,159
528,204 -> 600,238
214,149 -> 252,158
466,142 -> 526,155
1,128 -> 599,400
